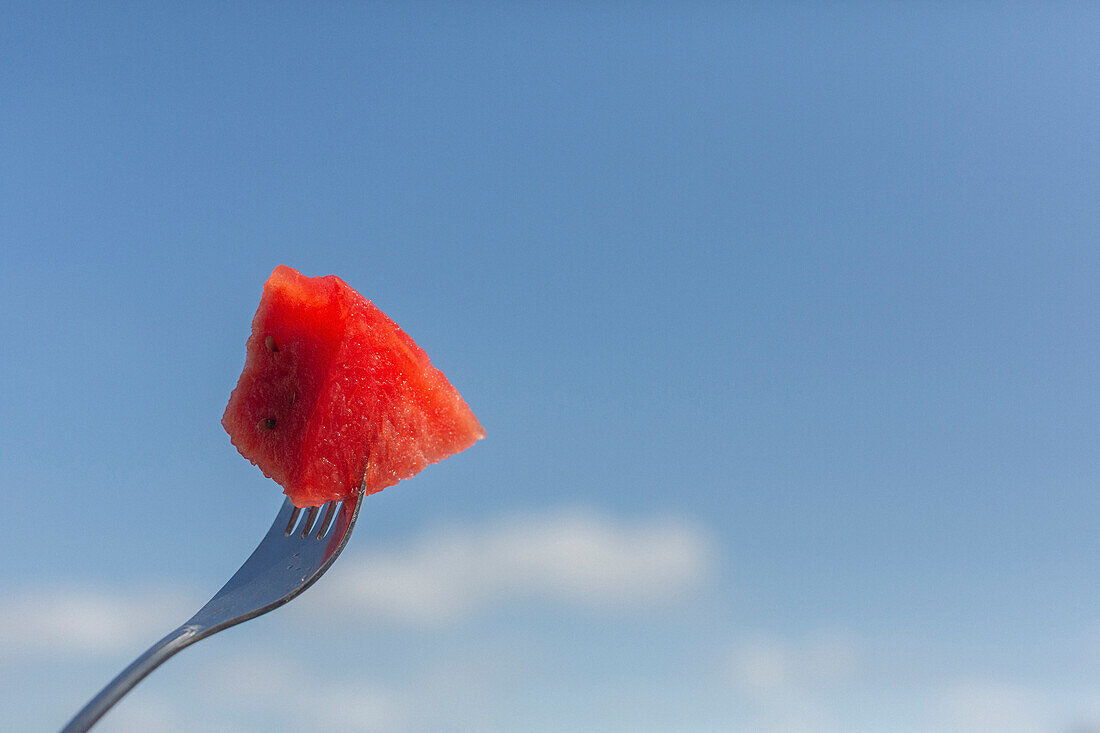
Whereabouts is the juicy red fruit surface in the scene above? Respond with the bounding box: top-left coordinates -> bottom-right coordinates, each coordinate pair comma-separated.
222,266 -> 485,507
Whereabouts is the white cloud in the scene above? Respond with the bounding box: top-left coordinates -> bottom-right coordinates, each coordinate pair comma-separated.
183,642 -> 527,733
733,638 -> 792,694
81,652 -> 404,733
726,632 -> 1100,733
309,508 -> 714,625
205,652 -> 410,732
97,696 -> 178,733
730,630 -> 858,696
937,678 -> 1049,733
727,630 -> 859,733
96,695 -> 249,733
308,682 -> 408,731
0,586 -> 195,660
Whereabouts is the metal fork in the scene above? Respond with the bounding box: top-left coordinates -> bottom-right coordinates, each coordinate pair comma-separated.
61,482 -> 365,733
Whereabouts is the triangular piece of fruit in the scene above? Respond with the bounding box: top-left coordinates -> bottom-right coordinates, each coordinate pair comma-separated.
223,265 -> 485,507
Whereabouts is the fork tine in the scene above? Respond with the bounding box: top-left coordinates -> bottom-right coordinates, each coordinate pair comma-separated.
299,506 -> 319,537
315,501 -> 337,539
283,505 -> 301,536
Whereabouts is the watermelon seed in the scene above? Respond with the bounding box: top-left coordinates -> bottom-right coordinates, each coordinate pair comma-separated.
259,418 -> 277,431
265,335 -> 279,352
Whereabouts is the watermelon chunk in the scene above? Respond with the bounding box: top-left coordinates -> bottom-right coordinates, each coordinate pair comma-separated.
222,265 -> 485,507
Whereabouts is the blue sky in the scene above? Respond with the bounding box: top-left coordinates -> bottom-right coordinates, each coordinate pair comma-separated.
2,3 -> 1100,731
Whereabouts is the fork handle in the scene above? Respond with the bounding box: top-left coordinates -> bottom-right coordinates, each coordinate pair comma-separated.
60,623 -> 207,733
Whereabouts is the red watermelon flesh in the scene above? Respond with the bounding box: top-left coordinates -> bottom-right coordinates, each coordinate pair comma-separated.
222,265 -> 485,507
